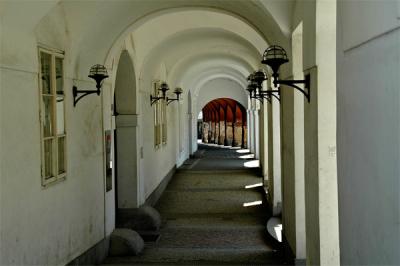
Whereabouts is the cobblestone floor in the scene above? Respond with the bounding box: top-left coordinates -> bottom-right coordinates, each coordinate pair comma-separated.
104,143 -> 284,265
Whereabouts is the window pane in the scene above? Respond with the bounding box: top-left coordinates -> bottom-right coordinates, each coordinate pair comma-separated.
44,139 -> 53,179
43,96 -> 54,137
55,57 -> 63,95
58,137 -> 66,174
56,96 -> 65,135
40,52 -> 51,94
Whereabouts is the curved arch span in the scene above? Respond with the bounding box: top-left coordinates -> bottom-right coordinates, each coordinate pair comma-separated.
199,98 -> 247,148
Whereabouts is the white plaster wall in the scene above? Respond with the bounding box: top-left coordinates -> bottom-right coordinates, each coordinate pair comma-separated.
138,73 -> 179,201
0,1 -> 289,265
195,78 -> 248,115
1,9 -> 106,265
1,54 -> 106,265
337,1 -> 400,264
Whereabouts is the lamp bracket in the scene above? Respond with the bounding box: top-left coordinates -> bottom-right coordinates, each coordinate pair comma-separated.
166,97 -> 179,105
256,89 -> 280,104
73,86 -> 100,107
150,95 -> 165,106
274,74 -> 310,102
257,93 -> 280,104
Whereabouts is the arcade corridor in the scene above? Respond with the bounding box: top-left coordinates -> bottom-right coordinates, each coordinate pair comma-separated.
1,1 -> 399,265
104,144 -> 283,265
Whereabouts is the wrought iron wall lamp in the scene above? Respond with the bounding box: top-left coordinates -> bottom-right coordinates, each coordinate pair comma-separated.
150,82 -> 169,106
246,70 -> 280,103
262,45 -> 310,102
166,87 -> 183,105
72,64 -> 109,107
150,82 -> 183,106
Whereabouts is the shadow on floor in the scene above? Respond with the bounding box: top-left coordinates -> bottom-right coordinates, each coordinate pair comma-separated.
103,143 -> 286,265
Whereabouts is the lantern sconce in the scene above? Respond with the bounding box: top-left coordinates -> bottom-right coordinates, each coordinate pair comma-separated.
262,45 -> 310,102
167,87 -> 183,105
72,64 -> 109,107
150,82 -> 183,106
246,70 -> 280,104
150,82 -> 169,106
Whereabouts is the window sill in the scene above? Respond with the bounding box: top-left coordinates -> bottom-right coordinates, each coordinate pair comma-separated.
42,175 -> 66,189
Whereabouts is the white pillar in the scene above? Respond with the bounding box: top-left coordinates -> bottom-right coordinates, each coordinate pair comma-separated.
267,98 -> 282,216
247,110 -> 253,153
304,1 -> 340,264
187,113 -> 194,155
261,101 -> 269,185
115,114 -> 140,208
254,109 -> 260,159
293,23 -> 306,261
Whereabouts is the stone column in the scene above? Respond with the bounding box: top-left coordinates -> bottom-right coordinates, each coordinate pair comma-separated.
202,122 -> 209,143
253,109 -> 260,159
267,98 -> 282,216
115,114 -> 140,208
232,106 -> 236,146
224,106 -> 228,146
247,110 -> 253,153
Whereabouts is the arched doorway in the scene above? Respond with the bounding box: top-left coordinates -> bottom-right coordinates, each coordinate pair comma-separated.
200,98 -> 247,148
113,50 -> 140,210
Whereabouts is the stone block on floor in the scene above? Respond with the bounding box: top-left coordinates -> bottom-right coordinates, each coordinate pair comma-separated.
109,229 -> 144,256
117,205 -> 162,231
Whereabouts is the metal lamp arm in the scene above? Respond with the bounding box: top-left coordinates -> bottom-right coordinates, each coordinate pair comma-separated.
150,95 -> 165,106
73,86 -> 100,106
271,93 -> 280,101
166,95 -> 182,105
273,75 -> 310,102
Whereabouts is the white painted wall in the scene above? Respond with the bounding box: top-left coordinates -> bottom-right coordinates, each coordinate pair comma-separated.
337,1 -> 400,264
191,78 -> 249,151
195,78 -> 248,116
0,1 -> 289,265
1,11 -> 106,264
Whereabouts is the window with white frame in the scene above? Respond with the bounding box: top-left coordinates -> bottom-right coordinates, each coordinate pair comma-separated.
39,48 -> 66,186
161,97 -> 167,144
153,81 -> 167,147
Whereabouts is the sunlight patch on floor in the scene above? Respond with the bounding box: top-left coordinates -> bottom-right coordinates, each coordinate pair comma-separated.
245,183 -> 263,189
244,160 -> 259,168
239,154 -> 254,159
243,200 -> 263,207
274,224 -> 283,242
236,149 -> 250,154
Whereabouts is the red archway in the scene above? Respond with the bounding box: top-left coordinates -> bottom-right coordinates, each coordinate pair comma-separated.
200,98 -> 247,148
